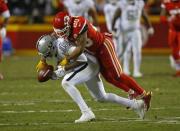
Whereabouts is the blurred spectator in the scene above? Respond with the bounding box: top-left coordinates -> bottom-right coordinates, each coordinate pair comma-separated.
8,0 -> 29,16
28,0 -> 46,24
6,0 -> 163,24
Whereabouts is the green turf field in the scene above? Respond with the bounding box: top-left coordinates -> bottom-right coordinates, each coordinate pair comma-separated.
0,55 -> 180,131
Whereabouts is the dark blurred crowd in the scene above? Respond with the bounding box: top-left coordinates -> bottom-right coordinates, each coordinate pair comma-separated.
7,0 -> 162,23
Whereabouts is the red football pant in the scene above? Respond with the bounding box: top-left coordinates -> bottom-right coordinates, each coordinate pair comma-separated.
168,28 -> 180,61
96,36 -> 145,95
0,36 -> 2,62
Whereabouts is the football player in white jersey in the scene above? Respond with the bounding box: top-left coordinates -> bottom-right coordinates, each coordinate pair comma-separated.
112,0 -> 154,78
36,34 -> 146,123
104,0 -> 123,58
63,0 -> 99,27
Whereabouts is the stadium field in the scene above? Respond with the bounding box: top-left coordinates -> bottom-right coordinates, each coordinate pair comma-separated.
0,55 -> 180,131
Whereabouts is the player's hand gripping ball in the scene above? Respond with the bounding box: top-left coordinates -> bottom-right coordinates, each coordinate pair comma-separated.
37,65 -> 54,82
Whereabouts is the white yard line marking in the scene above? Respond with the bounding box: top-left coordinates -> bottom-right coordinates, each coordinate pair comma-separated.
0,99 -> 92,106
0,118 -> 180,127
1,108 -> 180,114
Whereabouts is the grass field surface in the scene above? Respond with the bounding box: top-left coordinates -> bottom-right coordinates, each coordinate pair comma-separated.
0,55 -> 180,131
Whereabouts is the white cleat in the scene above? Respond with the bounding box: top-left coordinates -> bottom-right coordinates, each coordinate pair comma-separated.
75,109 -> 95,123
169,55 -> 176,69
132,99 -> 145,119
124,70 -> 131,76
133,72 -> 143,78
0,73 -> 3,80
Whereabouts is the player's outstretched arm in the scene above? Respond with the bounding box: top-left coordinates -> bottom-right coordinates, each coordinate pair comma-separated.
61,31 -> 87,66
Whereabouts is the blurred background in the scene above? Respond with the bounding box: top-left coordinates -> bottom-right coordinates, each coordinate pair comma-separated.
0,0 -> 167,56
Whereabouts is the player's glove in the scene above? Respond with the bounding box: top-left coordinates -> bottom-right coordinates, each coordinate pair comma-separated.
60,57 -> 68,66
0,27 -> 6,39
147,27 -> 154,36
54,66 -> 66,78
36,60 -> 48,72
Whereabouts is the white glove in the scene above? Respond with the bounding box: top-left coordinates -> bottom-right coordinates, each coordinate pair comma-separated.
147,27 -> 154,36
54,66 -> 66,78
0,27 -> 6,39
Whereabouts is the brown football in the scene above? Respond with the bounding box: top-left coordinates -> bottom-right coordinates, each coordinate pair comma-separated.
37,65 -> 54,82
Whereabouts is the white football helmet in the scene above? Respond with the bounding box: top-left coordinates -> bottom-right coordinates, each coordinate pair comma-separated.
36,35 -> 55,58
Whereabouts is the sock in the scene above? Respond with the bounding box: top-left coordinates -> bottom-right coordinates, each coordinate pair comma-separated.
104,93 -> 135,108
133,49 -> 141,74
111,78 -> 131,92
123,46 -> 131,75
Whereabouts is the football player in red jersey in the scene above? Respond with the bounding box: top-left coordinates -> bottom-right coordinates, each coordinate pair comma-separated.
37,11 -> 152,111
0,0 -> 10,80
161,0 -> 180,77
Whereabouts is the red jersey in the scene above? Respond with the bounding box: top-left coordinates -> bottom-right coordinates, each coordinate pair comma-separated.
0,0 -> 8,14
68,16 -> 104,54
161,1 -> 180,30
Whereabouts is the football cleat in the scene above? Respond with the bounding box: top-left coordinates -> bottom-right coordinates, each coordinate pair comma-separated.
174,70 -> 180,77
169,55 -> 176,69
133,72 -> 143,78
132,99 -> 145,119
0,73 -> 3,80
143,91 -> 152,111
75,109 -> 95,123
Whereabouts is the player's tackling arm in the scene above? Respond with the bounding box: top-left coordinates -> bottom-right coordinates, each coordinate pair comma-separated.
65,31 -> 87,62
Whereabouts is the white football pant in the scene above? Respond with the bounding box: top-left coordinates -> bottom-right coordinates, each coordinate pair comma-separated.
123,29 -> 142,76
61,55 -> 139,113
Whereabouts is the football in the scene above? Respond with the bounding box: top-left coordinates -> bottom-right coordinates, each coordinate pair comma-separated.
37,65 -> 54,82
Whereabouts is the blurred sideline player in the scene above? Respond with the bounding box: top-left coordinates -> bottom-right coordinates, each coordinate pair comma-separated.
36,35 -> 146,123
0,0 -> 10,80
112,0 -> 154,78
103,0 -> 123,58
161,0 -> 180,77
51,0 -> 67,12
63,0 -> 99,28
42,11 -> 152,111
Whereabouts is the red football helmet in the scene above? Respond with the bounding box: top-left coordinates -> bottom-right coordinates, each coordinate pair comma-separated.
53,11 -> 72,39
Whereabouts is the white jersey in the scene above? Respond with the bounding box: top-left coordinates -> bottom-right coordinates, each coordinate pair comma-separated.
63,0 -> 94,18
104,2 -> 120,32
118,0 -> 144,32
53,38 -> 99,81
53,38 -> 87,66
